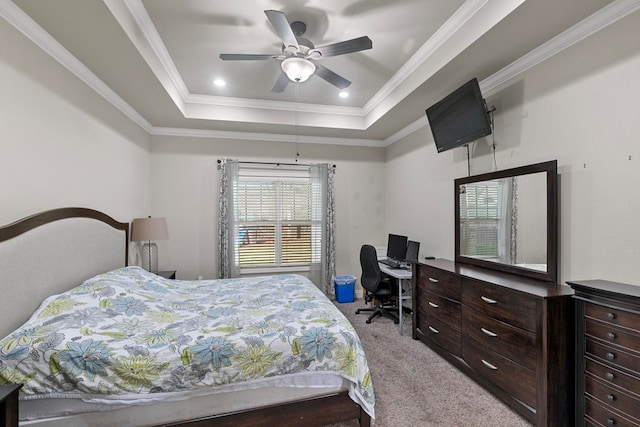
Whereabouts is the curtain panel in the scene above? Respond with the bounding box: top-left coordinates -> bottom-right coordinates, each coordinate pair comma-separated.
217,160 -> 335,295
218,159 -> 240,278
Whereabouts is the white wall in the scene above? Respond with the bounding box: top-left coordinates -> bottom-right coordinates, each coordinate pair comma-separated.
0,19 -> 150,254
385,10 -> 640,286
4,7 -> 640,292
149,136 -> 386,284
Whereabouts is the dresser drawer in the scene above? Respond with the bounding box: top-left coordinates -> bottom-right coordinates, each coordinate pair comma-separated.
462,278 -> 537,332
418,266 -> 461,302
586,318 -> 640,354
585,357 -> 640,398
418,290 -> 461,328
463,337 -> 536,408
585,375 -> 640,422
462,306 -> 536,370
586,339 -> 640,374
585,396 -> 639,427
419,310 -> 461,357
585,303 -> 640,333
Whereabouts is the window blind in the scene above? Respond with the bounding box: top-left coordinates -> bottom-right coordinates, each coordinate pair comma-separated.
233,166 -> 316,269
460,180 -> 502,257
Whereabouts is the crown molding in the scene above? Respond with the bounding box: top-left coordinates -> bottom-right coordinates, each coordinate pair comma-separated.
4,0 -> 637,147
480,0 -> 640,97
111,0 -> 370,123
185,93 -> 364,116
150,127 -> 386,147
384,116 -> 429,147
0,0 -> 153,132
364,0 -> 490,116
385,0 -> 640,146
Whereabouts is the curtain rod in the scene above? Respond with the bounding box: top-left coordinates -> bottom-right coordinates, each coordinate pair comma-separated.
217,159 -> 336,168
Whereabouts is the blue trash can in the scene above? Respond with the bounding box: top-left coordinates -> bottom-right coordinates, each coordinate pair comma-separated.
334,275 -> 356,303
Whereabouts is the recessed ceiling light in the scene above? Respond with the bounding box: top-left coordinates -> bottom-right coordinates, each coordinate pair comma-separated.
339,92 -> 349,98
213,79 -> 226,87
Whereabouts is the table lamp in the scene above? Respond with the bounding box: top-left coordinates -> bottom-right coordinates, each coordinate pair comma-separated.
131,216 -> 169,273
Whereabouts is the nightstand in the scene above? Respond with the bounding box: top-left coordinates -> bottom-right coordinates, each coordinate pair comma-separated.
1,383 -> 22,427
156,270 -> 176,279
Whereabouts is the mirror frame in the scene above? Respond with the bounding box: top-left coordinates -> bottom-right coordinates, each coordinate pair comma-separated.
454,160 -> 558,283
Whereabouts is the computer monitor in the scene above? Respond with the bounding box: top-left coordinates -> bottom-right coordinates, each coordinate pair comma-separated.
386,234 -> 408,261
405,240 -> 420,263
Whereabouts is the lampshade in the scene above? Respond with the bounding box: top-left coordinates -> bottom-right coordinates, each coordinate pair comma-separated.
281,57 -> 316,83
131,217 -> 169,242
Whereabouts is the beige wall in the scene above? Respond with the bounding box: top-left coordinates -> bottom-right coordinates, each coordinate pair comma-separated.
150,136 -> 386,284
385,10 -> 640,285
0,19 -> 150,257
3,8 -> 640,291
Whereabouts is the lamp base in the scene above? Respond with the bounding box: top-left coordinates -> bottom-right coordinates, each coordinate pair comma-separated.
141,242 -> 159,273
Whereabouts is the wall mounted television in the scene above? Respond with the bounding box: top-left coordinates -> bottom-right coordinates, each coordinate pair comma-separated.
425,77 -> 492,153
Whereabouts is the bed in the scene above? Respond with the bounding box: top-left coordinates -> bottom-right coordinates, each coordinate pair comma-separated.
0,208 -> 373,427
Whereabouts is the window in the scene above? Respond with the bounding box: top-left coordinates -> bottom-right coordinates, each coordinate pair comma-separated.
233,166 -> 319,271
459,180 -> 502,257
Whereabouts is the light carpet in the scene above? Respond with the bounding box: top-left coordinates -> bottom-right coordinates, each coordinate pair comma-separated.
327,300 -> 533,427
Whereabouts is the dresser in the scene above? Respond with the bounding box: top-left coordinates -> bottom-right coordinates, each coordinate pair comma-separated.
568,280 -> 640,427
413,259 -> 574,426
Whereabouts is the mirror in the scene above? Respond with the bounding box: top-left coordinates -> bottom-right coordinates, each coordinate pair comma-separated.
455,160 -> 558,282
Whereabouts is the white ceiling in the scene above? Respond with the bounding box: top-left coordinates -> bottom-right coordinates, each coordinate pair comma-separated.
3,0 -> 635,146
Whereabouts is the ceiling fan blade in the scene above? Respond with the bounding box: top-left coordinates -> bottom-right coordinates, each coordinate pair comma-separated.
314,64 -> 351,89
219,54 -> 277,61
311,36 -> 372,58
264,10 -> 299,50
271,73 -> 290,93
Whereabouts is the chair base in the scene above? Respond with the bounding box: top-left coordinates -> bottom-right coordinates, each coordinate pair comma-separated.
356,305 -> 399,324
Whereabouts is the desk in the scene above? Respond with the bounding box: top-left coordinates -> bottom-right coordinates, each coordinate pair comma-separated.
378,262 -> 412,335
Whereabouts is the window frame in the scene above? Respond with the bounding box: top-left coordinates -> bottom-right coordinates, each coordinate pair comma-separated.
233,165 -> 316,275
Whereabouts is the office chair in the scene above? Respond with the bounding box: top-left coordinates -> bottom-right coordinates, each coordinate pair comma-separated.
356,244 -> 399,324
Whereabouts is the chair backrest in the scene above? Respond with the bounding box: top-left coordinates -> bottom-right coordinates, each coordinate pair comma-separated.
360,244 -> 382,293
406,240 -> 420,263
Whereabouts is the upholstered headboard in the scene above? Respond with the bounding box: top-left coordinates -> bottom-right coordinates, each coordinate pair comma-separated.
0,208 -> 129,338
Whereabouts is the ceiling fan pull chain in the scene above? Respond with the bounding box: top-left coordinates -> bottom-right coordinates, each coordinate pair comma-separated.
295,83 -> 300,162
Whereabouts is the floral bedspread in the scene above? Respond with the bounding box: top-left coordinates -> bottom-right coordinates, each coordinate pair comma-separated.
0,267 -> 374,416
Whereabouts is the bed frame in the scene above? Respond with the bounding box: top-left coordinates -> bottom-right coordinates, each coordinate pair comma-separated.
0,207 -> 371,427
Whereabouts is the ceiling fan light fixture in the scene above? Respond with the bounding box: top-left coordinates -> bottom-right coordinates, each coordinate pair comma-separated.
281,57 -> 316,83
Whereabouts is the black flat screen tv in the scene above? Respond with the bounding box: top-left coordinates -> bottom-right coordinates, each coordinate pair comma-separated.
426,77 -> 492,153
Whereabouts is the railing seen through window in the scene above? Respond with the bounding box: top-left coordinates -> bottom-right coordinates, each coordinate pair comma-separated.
234,168 -> 319,269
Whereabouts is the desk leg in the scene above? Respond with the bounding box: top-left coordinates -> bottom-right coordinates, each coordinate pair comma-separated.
399,278 -> 405,336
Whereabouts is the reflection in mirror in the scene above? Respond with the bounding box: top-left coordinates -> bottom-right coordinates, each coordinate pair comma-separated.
459,173 -> 546,270
455,161 -> 558,282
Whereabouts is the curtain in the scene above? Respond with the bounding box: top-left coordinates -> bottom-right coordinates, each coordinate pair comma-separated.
509,176 -> 519,264
497,177 -> 518,264
309,164 -> 336,295
218,160 -> 335,294
218,159 -> 240,278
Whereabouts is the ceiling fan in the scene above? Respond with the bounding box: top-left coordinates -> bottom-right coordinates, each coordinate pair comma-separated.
219,10 -> 372,92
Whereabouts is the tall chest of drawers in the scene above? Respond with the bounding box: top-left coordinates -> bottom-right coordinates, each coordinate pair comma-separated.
568,280 -> 640,427
413,259 -> 574,426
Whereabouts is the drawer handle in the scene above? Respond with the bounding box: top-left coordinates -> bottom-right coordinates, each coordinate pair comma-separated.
607,418 -> 616,426
428,301 -> 439,308
606,372 -> 615,381
607,312 -> 616,320
481,296 -> 498,304
481,359 -> 498,370
481,327 -> 497,337
428,277 -> 439,283
607,332 -> 616,340
606,394 -> 615,401
428,326 -> 440,334
606,352 -> 616,360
